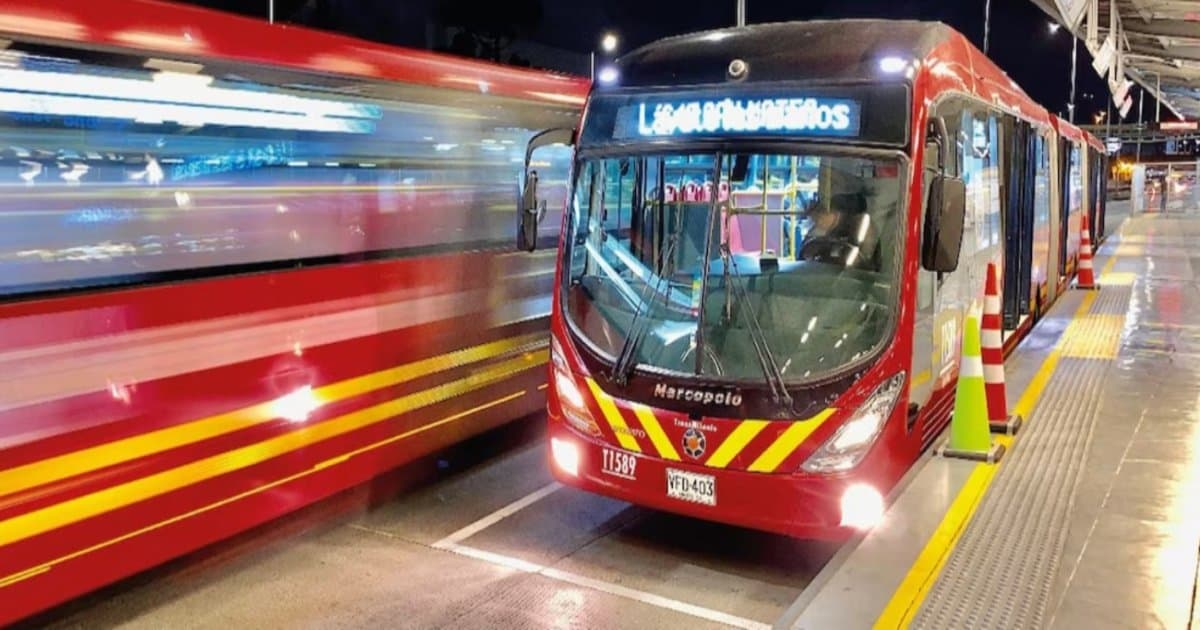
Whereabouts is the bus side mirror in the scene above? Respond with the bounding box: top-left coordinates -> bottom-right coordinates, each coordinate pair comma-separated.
922,175 -> 966,273
517,170 -> 543,252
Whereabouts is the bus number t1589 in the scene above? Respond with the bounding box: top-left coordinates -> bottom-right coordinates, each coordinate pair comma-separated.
602,448 -> 637,480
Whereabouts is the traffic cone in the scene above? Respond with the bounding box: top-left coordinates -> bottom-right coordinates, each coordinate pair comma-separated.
982,263 -> 1022,436
941,313 -> 1006,463
1076,213 -> 1099,290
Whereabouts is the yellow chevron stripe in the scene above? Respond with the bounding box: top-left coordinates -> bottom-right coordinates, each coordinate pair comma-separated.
705,419 -> 769,469
747,409 -> 836,473
585,379 -> 641,453
0,353 -> 545,549
629,403 -> 679,461
0,333 -> 544,503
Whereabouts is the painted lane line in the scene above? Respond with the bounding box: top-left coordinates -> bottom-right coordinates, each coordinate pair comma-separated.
432,482 -> 561,549
440,542 -> 772,630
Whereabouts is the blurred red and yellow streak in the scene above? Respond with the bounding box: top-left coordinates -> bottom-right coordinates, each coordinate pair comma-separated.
0,334 -> 545,502
0,388 -> 531,589
0,350 -> 546,549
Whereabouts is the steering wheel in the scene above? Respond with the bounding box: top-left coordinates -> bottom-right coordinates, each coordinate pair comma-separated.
799,236 -> 851,264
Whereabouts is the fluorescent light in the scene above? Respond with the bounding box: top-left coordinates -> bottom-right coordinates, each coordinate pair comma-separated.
0,66 -> 380,133
0,90 -> 376,133
0,67 -> 376,118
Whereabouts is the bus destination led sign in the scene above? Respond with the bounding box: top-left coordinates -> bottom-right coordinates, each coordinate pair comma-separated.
622,96 -> 862,139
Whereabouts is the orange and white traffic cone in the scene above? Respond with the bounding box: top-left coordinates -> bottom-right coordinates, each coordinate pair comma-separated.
1076,213 -> 1099,290
982,262 -> 1022,436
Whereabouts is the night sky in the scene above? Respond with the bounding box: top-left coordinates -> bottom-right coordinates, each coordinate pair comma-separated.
183,0 -> 1115,122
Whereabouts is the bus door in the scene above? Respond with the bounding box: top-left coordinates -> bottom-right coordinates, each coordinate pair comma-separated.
1099,150 -> 1104,238
1001,116 -> 1035,330
1057,137 -> 1073,279
1031,130 -> 1053,313
518,127 -> 575,252
911,115 -> 956,433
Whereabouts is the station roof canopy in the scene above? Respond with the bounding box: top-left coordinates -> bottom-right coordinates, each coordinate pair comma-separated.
1032,0 -> 1200,120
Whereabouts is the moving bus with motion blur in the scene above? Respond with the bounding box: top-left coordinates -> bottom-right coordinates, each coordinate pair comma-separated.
0,0 -> 584,622
517,20 -> 1106,539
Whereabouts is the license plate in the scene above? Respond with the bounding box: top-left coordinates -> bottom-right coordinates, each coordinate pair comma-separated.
601,447 -> 637,480
666,468 -> 716,506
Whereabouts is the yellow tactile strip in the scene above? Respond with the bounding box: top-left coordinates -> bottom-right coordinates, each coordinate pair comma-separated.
1059,314 -> 1125,360
1113,244 -> 1144,257
1098,271 -> 1137,287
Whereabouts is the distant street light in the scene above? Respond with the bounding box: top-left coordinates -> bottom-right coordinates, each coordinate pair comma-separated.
601,33 -> 619,54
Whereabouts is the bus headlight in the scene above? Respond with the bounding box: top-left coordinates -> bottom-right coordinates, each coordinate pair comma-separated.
551,339 -> 601,436
801,373 -> 905,474
554,366 -> 586,410
551,437 -> 579,476
840,483 -> 884,529
555,369 -> 599,433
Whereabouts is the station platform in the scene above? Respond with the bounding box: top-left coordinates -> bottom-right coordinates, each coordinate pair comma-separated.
787,204 -> 1200,629
29,205 -> 1200,629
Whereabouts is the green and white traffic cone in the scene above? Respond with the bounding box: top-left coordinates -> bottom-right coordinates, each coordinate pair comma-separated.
941,313 -> 1006,463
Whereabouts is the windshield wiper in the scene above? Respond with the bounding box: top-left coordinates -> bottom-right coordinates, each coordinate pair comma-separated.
610,232 -> 680,385
720,244 -> 793,409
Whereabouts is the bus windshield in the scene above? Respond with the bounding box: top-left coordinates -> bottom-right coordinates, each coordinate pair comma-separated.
563,150 -> 903,384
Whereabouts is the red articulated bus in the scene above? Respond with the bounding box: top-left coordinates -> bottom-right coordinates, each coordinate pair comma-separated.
0,0 -> 586,622
518,21 -> 1107,540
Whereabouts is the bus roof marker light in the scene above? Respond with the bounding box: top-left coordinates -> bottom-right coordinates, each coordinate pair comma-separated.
597,66 -> 619,84
879,56 -> 907,74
